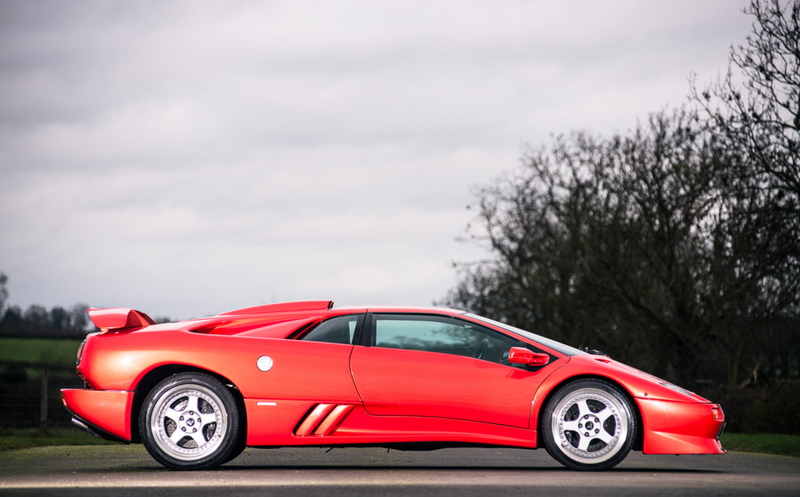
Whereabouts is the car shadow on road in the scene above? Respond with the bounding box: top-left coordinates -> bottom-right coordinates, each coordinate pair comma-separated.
211,464 -> 722,474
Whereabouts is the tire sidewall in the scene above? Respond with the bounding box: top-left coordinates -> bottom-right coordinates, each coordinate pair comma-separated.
541,379 -> 636,471
140,373 -> 240,470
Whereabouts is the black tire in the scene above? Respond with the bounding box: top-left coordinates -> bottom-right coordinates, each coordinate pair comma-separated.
541,379 -> 636,471
221,400 -> 247,465
221,384 -> 247,465
222,435 -> 247,465
140,373 -> 241,470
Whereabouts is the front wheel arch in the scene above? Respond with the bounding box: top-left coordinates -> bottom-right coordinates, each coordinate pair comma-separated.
130,365 -> 246,446
540,378 -> 637,470
536,374 -> 644,453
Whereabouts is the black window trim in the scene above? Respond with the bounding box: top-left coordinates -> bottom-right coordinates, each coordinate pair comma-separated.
358,312 -> 372,346
362,311 -> 556,365
293,312 -> 367,345
286,321 -> 317,340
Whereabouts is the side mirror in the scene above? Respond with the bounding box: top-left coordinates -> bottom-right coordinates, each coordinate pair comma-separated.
507,347 -> 550,366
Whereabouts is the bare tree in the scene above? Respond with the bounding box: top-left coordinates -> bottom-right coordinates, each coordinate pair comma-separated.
440,110 -> 800,388
694,0 -> 800,202
0,273 -> 7,316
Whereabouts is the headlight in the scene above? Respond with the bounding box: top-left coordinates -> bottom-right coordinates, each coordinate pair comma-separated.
659,381 -> 694,397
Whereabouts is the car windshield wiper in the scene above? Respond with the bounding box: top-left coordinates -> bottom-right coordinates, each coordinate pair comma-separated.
579,346 -> 608,356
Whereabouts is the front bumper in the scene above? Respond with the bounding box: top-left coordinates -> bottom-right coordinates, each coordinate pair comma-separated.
61,389 -> 134,442
638,398 -> 726,455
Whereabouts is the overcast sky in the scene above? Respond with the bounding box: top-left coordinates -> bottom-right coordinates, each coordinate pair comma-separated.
0,0 -> 753,320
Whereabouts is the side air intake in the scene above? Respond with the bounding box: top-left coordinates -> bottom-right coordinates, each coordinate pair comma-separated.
295,404 -> 355,437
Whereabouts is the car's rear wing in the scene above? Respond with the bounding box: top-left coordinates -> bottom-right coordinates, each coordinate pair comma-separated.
88,307 -> 156,333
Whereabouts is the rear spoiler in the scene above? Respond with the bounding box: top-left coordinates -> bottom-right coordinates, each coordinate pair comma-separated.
88,307 -> 156,333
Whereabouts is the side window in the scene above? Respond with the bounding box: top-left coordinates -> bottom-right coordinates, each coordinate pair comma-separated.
372,314 -> 522,364
299,314 -> 363,345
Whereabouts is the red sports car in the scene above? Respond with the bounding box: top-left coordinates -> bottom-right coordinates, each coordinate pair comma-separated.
62,301 -> 725,471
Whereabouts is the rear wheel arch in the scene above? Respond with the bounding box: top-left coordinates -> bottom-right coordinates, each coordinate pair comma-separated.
535,374 -> 644,452
130,365 -> 246,445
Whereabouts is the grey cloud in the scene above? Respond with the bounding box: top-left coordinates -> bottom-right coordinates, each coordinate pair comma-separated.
0,0 -> 752,319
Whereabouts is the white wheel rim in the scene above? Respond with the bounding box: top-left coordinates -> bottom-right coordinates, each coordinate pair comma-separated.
150,384 -> 228,461
550,387 -> 629,465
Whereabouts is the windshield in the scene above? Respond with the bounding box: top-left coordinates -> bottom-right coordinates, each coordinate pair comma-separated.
464,313 -> 585,357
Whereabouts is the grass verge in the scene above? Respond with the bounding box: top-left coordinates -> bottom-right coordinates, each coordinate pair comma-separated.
720,432 -> 800,458
0,428 -> 118,452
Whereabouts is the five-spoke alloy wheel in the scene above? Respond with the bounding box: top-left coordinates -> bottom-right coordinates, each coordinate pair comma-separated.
542,379 -> 636,471
141,373 -> 241,470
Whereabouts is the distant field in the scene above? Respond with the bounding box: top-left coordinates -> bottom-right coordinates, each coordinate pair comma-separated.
0,338 -> 82,368
0,429 -> 116,452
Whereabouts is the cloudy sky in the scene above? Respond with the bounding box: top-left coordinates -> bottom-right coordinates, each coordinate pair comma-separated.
0,0 -> 752,320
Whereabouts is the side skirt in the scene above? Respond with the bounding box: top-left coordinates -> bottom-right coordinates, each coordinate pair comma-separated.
245,400 -> 538,449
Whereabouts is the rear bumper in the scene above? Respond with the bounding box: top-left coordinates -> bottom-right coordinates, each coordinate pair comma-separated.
61,389 -> 133,442
71,415 -> 128,443
638,398 -> 726,455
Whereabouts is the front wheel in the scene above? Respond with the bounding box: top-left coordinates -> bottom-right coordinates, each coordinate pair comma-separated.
541,379 -> 636,471
140,373 -> 241,470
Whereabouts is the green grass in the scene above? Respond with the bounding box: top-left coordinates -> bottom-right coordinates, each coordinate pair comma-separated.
721,432 -> 800,458
0,337 -> 82,368
0,428 -> 118,452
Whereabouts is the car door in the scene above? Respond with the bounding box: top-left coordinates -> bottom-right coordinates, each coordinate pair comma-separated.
265,313 -> 365,401
349,313 -> 560,429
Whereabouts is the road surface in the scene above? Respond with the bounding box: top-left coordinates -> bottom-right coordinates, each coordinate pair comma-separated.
1,444 -> 799,496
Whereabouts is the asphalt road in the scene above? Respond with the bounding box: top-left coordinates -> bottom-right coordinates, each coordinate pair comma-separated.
1,444 -> 799,496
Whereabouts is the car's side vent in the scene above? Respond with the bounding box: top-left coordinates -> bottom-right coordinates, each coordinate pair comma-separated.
294,404 -> 355,437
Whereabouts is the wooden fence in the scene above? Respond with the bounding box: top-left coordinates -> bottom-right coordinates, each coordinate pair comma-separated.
0,362 -> 83,430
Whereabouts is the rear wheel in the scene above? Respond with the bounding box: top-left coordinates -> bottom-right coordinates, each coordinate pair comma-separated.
140,373 -> 241,470
542,379 -> 635,471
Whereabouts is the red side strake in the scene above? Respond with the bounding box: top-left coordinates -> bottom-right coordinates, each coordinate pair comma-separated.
295,404 -> 356,437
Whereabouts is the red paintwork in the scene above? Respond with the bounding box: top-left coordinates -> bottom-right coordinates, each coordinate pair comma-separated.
314,404 -> 355,436
61,389 -> 133,441
507,347 -> 550,365
528,354 -> 725,454
638,398 -> 725,454
296,404 -> 338,436
87,308 -> 155,333
218,301 -> 333,316
62,302 -> 725,457
351,346 -> 565,428
244,402 -> 539,448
